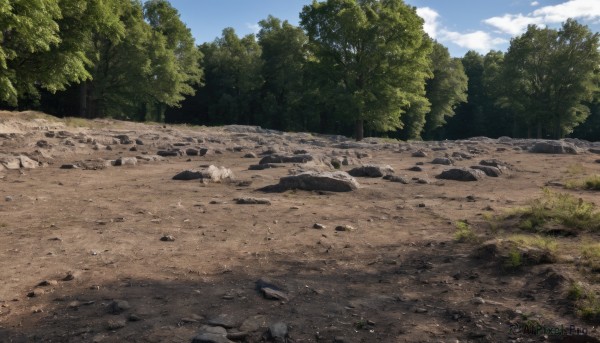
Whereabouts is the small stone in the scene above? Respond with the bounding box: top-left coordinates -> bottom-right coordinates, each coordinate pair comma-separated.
335,225 -> 356,232
62,271 -> 78,281
408,166 -> 423,172
472,297 -> 485,305
415,307 -> 428,313
207,314 -> 239,329
37,280 -> 58,287
269,322 -> 288,341
106,319 -> 126,330
128,313 -> 142,322
5,196 -> 13,202
160,235 -> 175,242
412,150 -> 427,158
60,164 -> 79,169
313,223 -> 326,230
107,300 -> 130,314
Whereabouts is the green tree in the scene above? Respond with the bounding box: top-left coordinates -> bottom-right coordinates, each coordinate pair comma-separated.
300,0 -> 432,141
200,28 -> 263,125
0,0 -> 123,106
422,41 -> 468,139
257,16 -> 309,131
501,20 -> 600,138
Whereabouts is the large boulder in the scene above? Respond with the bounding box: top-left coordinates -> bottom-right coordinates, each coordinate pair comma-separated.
173,165 -> 234,183
348,164 -> 394,177
263,171 -> 360,192
530,141 -> 579,154
0,154 -> 21,170
431,157 -> 453,165
470,165 -> 502,177
437,168 -> 485,182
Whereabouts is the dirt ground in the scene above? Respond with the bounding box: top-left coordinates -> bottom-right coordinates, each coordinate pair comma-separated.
1,111 -> 600,343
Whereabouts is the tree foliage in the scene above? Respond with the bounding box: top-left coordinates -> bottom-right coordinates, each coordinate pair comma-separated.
300,0 -> 432,140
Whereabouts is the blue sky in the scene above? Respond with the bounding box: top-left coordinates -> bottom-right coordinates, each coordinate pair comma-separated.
165,0 -> 600,57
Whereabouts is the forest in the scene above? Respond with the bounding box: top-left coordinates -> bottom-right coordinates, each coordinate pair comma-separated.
1,0 -> 599,141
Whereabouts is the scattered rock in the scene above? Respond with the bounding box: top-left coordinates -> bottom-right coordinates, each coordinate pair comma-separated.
437,168 -> 485,182
243,152 -> 257,158
262,171 -> 359,193
60,164 -> 80,170
173,165 -> 234,183
471,297 -> 485,305
269,322 -> 288,342
408,166 -> 423,172
256,278 -> 289,302
412,150 -> 427,157
248,163 -> 285,170
106,319 -> 126,330
207,314 -> 239,329
157,150 -> 182,157
431,157 -> 453,165
335,225 -> 356,232
470,165 -> 502,177
530,140 -> 579,154
234,198 -> 271,205
383,175 -> 409,184
348,164 -> 394,177
259,154 -> 314,164
107,300 -> 131,314
192,325 -> 234,343
313,223 -> 326,229
160,235 -> 175,242
114,157 -> 137,167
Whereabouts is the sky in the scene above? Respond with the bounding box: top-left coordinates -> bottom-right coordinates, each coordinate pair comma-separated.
164,0 -> 600,57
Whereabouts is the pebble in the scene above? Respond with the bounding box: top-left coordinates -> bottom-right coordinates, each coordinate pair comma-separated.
160,235 -> 175,242
335,225 -> 356,232
313,223 -> 326,229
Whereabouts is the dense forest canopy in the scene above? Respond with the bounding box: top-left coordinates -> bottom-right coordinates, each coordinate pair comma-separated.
1,0 -> 599,141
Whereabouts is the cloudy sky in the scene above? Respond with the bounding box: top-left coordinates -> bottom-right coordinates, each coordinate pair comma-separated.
166,0 -> 600,57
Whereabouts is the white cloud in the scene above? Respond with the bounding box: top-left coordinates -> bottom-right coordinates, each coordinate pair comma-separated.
533,0 -> 600,23
246,23 -> 260,34
440,30 -> 508,53
416,7 -> 440,39
484,0 -> 600,35
483,13 -> 544,35
531,1 -> 540,6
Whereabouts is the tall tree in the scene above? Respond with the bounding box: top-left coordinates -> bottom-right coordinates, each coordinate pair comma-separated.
257,16 -> 309,131
500,20 -> 600,138
300,0 -> 432,141
199,28 -> 263,125
0,0 -> 124,106
422,41 -> 468,139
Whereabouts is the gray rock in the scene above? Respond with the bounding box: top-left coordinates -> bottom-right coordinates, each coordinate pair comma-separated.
383,175 -> 409,184
173,166 -> 234,183
589,148 -> 600,154
240,315 -> 268,332
114,135 -> 132,144
470,165 -> 502,177
108,300 -> 130,314
269,322 -> 288,342
207,314 -> 239,329
264,171 -> 359,192
114,157 -> 137,167
259,154 -> 314,164
186,148 -> 200,156
0,155 -> 21,170
243,152 -> 257,158
248,163 -> 284,170
191,332 -> 233,343
437,168 -> 485,182
348,165 -> 394,177
412,150 -> 427,157
60,164 -> 80,170
408,166 -> 423,172
313,223 -> 326,229
479,159 -> 510,168
431,157 -> 453,165
36,140 -> 50,148
135,138 -> 144,145
234,198 -> 271,205
157,150 -> 182,157
530,141 -> 579,154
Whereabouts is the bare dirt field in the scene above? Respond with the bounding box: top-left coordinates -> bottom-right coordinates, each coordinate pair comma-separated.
1,111 -> 600,343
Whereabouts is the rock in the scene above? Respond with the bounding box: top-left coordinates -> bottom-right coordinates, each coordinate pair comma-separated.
412,150 -> 428,157
135,138 -> 144,145
172,166 -> 234,183
108,300 -> 131,314
60,164 -> 79,170
256,278 -> 289,301
452,151 -> 472,160
37,280 -> 59,287
471,297 -> 485,305
437,168 -> 485,182
431,157 -> 453,165
269,322 -> 288,342
383,175 -> 409,184
114,135 -> 132,144
408,166 -> 423,172
0,154 -> 21,170
160,235 -> 175,242
243,152 -> 257,158
106,319 -> 126,330
207,314 -> 239,329
136,155 -> 166,162
348,164 -> 394,177
335,225 -> 356,232
191,332 -> 234,343
114,157 -> 137,167
157,150 -> 182,157
263,171 -> 359,192
479,159 -> 510,169
470,165 -> 502,177
186,148 -> 200,156
259,154 -> 314,164
36,140 -> 50,148
530,140 -> 579,154
313,223 -> 326,229
248,163 -> 284,170
234,198 -> 271,205
240,315 -> 268,332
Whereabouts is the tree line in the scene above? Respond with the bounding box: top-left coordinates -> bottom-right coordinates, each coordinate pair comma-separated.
1,0 -> 599,141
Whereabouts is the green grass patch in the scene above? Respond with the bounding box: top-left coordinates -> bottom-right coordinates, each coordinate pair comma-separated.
454,220 -> 476,242
507,234 -> 558,252
567,175 -> 600,191
565,163 -> 587,175
512,189 -> 600,232
567,282 -> 600,322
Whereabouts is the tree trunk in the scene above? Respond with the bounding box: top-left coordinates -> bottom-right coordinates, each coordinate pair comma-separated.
536,122 -> 542,139
79,82 -> 87,118
355,119 -> 364,141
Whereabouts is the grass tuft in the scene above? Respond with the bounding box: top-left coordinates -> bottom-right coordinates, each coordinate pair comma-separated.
454,220 -> 476,242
